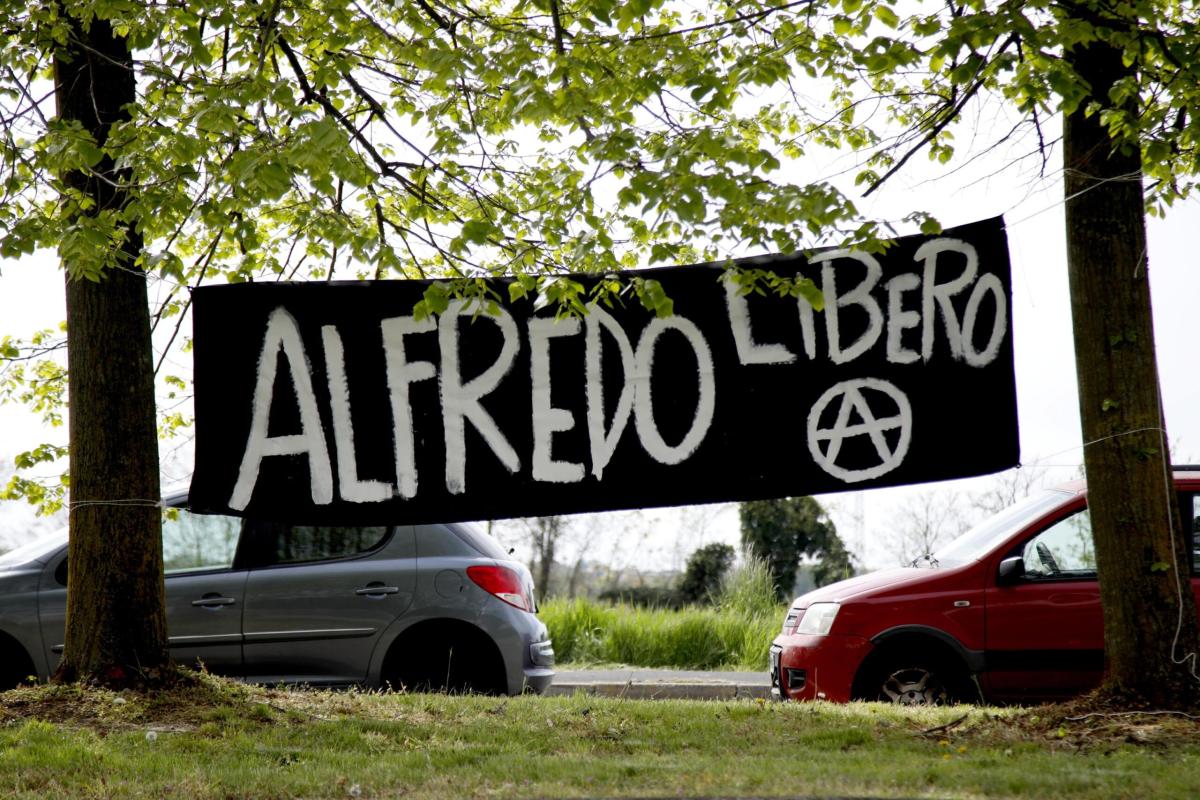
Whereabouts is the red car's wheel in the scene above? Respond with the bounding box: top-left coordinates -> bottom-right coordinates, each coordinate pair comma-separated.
879,665 -> 949,705
856,644 -> 976,705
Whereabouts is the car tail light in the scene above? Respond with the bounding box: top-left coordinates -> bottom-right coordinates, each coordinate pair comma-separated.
467,565 -> 533,611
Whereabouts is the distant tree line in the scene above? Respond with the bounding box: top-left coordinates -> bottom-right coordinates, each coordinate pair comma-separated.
597,496 -> 854,608
599,542 -> 738,609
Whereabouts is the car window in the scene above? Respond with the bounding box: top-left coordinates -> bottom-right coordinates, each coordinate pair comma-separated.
0,529 -> 67,567
162,508 -> 244,574
933,489 -> 1070,566
1021,508 -> 1095,580
250,522 -> 392,565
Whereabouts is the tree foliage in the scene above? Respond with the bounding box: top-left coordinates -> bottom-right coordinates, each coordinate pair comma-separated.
0,1 -> 889,279
739,496 -> 852,601
0,0 -> 940,509
677,542 -> 736,605
678,0 -> 1196,220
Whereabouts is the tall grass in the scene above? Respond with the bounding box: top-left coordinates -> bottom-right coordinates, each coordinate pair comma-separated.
540,555 -> 785,671
716,552 -> 780,619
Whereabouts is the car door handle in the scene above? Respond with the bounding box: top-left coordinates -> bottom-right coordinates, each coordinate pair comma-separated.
191,594 -> 237,607
356,583 -> 400,597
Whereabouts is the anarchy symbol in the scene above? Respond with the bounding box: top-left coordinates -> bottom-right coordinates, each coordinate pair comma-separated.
807,378 -> 912,483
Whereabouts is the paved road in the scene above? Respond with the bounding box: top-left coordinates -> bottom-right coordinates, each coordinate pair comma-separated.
546,668 -> 772,700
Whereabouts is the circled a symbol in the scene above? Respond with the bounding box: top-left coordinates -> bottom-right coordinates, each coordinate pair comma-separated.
807,378 -> 912,482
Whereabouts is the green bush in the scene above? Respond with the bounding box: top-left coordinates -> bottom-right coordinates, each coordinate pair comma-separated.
539,565 -> 785,671
678,542 -> 736,604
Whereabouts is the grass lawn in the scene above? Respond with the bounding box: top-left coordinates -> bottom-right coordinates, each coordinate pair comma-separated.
2,675 -> 1198,799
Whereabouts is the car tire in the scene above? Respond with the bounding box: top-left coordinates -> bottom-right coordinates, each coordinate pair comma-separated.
382,620 -> 508,696
854,644 -> 975,705
0,636 -> 35,691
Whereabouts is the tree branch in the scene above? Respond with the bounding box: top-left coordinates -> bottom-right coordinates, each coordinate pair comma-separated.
863,35 -> 1019,197
274,34 -> 430,203
629,0 -> 817,42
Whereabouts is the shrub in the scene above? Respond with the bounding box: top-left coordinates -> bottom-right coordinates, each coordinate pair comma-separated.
677,543 -> 736,605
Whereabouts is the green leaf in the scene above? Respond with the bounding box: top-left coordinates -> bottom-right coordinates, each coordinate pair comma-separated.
421,283 -> 451,317
874,6 -> 899,28
919,217 -> 943,235
460,219 -> 495,245
253,162 -> 292,199
796,278 -> 825,312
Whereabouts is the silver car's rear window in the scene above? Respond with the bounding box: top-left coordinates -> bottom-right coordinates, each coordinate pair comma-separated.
0,529 -> 67,567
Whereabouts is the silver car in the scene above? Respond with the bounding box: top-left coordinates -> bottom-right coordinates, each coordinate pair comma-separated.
0,494 -> 554,694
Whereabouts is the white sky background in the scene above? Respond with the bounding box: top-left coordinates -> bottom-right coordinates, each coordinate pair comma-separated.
1,103 -> 1198,570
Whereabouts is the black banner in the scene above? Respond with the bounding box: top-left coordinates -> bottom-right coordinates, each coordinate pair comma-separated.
189,217 -> 1018,524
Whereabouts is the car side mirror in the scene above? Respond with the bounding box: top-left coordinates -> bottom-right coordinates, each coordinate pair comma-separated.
996,556 -> 1025,586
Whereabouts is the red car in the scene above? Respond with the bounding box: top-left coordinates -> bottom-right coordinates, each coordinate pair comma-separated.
770,469 -> 1200,704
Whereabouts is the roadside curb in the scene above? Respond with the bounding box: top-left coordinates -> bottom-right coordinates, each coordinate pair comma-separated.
546,671 -> 772,701
546,682 -> 772,700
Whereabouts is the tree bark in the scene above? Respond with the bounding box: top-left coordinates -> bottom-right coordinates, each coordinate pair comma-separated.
534,517 -> 561,599
1063,38 -> 1200,707
54,14 -> 170,686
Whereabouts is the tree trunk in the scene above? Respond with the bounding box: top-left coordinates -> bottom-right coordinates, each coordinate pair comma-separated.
567,556 -> 586,599
1063,39 -> 1200,707
535,517 -> 559,599
54,14 -> 170,686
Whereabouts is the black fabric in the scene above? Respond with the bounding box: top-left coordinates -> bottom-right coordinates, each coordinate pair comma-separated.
190,217 -> 1018,524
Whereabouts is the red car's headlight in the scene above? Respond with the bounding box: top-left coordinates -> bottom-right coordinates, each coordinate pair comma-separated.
796,603 -> 840,636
